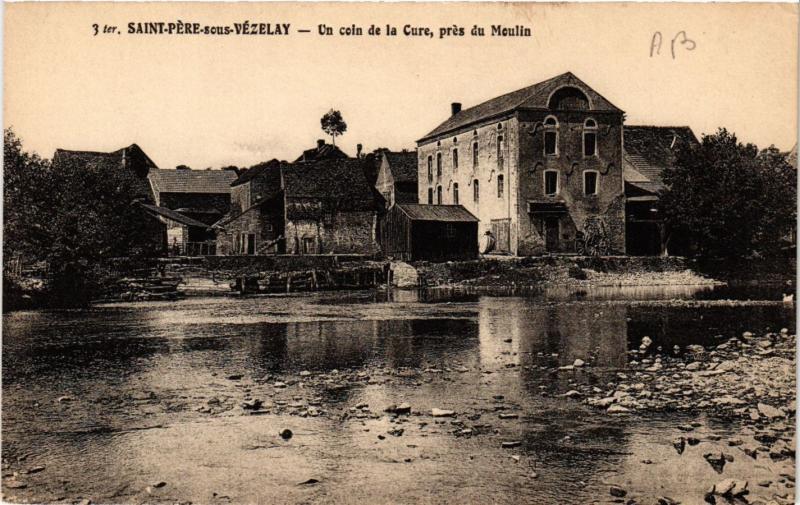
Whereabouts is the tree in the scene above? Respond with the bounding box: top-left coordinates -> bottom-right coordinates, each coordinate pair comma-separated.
659,128 -> 796,258
320,109 -> 347,146
4,129 -> 162,306
3,128 -> 54,262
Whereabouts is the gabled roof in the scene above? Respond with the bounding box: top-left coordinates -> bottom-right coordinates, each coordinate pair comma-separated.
623,126 -> 699,193
395,203 -> 478,222
53,143 -> 157,171
139,203 -> 210,228
384,151 -> 418,183
231,159 -> 285,187
281,158 -> 376,210
419,72 -> 622,143
148,168 -> 237,194
294,142 -> 348,163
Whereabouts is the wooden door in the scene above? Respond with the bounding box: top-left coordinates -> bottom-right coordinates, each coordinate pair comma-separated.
491,219 -> 511,253
545,217 -> 559,252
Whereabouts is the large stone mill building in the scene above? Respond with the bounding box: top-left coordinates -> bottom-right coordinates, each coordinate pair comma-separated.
417,72 -> 627,256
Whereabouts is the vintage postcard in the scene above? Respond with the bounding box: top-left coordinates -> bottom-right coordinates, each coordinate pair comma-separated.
3,2 -> 798,504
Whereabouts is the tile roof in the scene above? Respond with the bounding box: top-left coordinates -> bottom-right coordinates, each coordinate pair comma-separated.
281,158 -> 377,210
395,203 -> 478,222
294,142 -> 348,163
53,143 -> 157,171
622,126 -> 699,186
139,203 -> 210,228
419,72 -> 622,143
148,168 -> 237,194
384,151 -> 418,183
231,159 -> 285,187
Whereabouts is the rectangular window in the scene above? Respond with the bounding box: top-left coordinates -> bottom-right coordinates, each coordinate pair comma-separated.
436,153 -> 442,178
453,183 -> 459,205
473,179 -> 479,203
497,174 -> 504,198
584,132 -> 597,156
544,131 -> 557,155
544,171 -> 558,195
428,187 -> 433,204
445,224 -> 457,240
453,149 -> 458,171
302,237 -> 315,255
427,156 -> 433,182
436,186 -> 442,205
584,171 -> 598,196
472,142 -> 478,168
497,135 -> 504,168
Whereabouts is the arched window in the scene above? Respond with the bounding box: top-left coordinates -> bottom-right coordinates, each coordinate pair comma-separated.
453,183 -> 459,204
436,153 -> 442,178
473,179 -> 479,203
436,185 -> 442,205
453,148 -> 459,171
427,187 -> 433,204
427,156 -> 433,182
584,118 -> 598,157
497,174 -> 504,198
472,141 -> 479,168
544,116 -> 558,156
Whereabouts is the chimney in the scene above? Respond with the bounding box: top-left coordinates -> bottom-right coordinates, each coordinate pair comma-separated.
357,143 -> 363,158
451,102 -> 462,116
317,139 -> 325,149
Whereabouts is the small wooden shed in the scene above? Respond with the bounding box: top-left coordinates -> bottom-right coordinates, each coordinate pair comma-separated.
381,203 -> 479,261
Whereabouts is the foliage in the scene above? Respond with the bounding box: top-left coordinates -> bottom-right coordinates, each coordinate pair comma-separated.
4,128 -> 162,306
660,128 -> 796,258
320,109 -> 347,145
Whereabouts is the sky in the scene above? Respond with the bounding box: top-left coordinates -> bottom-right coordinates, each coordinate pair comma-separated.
4,2 -> 798,169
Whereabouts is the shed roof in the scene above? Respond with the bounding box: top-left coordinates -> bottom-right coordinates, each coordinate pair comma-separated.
384,151 -> 418,183
139,203 -> 210,228
148,168 -> 237,194
419,72 -> 622,143
395,204 -> 478,222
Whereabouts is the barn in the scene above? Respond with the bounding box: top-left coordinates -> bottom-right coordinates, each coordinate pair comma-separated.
381,203 -> 478,262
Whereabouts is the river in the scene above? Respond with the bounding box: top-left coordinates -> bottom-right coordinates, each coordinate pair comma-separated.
2,284 -> 795,504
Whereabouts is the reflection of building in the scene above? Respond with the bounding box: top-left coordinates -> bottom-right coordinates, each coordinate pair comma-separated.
476,298 -> 628,370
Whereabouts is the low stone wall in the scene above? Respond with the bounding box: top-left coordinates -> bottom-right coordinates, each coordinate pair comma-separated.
411,255 -> 696,288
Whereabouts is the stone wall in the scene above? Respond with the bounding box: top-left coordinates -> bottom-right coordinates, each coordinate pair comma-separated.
417,116 -> 519,251
285,211 -> 379,255
516,109 -> 625,255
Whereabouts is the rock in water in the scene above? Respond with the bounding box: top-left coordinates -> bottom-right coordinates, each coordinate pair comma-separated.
672,437 -> 686,455
279,428 -> 293,440
706,478 -> 748,500
609,485 -> 627,497
757,403 -> 785,419
704,452 -> 727,473
607,404 -> 630,414
431,408 -> 455,417
573,359 -> 585,367
501,441 -> 522,448
385,403 -> 411,415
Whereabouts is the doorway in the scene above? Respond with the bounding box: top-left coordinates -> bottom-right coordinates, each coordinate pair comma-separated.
544,217 -> 559,252
491,219 -> 511,253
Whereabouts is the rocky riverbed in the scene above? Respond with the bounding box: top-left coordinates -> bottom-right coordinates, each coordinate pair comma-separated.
2,290 -> 794,504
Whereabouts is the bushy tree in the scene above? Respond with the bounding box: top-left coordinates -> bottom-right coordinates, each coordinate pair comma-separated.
320,109 -> 347,146
4,128 -> 54,262
660,128 -> 796,258
4,129 -> 161,306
